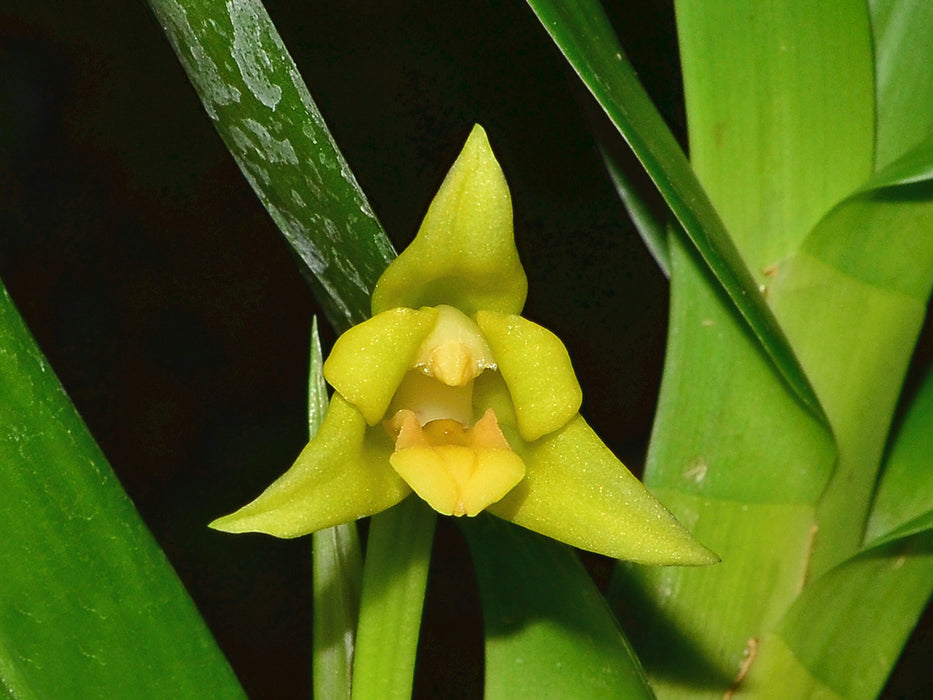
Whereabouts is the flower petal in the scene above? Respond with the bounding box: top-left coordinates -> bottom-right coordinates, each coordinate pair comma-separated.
475,310 -> 582,441
487,416 -> 719,565
209,395 -> 410,537
323,306 -> 439,425
371,125 -> 528,317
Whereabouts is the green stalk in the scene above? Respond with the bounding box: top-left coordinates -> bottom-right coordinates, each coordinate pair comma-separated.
351,498 -> 436,700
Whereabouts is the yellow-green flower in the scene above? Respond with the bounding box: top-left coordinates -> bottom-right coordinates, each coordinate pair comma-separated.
211,125 -> 717,566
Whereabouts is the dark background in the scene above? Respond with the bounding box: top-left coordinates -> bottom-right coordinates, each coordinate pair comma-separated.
0,1 -> 928,697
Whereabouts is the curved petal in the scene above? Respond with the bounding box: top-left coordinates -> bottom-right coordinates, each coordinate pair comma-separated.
371,125 -> 528,316
323,307 -> 439,424
476,310 -> 582,442
210,395 -> 410,537
487,416 -> 719,565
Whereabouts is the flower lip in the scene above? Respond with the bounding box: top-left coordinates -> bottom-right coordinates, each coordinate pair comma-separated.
388,408 -> 526,516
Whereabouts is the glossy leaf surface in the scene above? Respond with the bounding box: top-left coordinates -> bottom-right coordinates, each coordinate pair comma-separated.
0,283 -> 244,698
146,0 -> 395,330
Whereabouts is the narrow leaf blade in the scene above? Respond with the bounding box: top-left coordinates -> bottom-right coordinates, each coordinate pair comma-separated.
311,317 -> 363,700
351,498 -> 436,700
146,0 -> 395,330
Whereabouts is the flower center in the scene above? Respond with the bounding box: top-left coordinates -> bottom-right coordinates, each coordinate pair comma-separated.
384,305 -> 524,516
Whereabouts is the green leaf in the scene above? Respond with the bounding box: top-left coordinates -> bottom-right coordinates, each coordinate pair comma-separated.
768,180 -> 933,572
351,498 -> 436,700
0,282 -> 244,698
525,0 -> 826,422
863,131 -> 933,191
611,2 -> 875,692
461,516 -> 655,700
311,318 -> 363,700
146,0 -> 395,331
870,0 -> 933,169
866,366 -> 933,545
743,531 -> 933,699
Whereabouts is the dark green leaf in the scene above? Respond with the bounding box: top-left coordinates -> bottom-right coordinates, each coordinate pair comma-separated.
0,282 -> 244,698
597,142 -> 669,277
146,0 -> 395,330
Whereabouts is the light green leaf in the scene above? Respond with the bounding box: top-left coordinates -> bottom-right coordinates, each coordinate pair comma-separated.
743,531 -> 933,699
311,318 -> 363,700
525,0 -> 826,421
613,2 -> 874,691
866,366 -> 933,545
461,515 -> 655,700
0,282 -> 244,698
146,0 -> 395,331
870,0 -> 933,169
863,131 -> 933,191
768,183 -> 933,573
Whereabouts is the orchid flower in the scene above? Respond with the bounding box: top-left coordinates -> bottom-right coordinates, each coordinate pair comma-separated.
211,125 -> 716,566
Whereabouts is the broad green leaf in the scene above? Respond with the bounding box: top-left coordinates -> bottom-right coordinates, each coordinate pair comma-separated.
525,0 -> 826,422
311,318 -> 363,700
351,497 -> 435,700
612,3 -> 875,693
743,531 -> 933,699
610,489 -> 819,698
461,515 -> 654,700
146,0 -> 395,331
768,181 -> 933,573
0,282 -> 244,698
866,366 -> 933,545
870,0 -> 933,169
611,235 -> 836,697
675,1 -> 874,266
